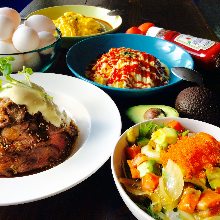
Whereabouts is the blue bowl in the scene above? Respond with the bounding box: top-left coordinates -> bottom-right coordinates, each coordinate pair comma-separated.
66,33 -> 194,97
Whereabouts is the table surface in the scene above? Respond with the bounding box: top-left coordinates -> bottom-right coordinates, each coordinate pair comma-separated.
1,0 -> 220,219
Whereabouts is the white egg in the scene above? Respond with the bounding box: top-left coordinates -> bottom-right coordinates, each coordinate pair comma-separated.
38,31 -> 56,55
12,26 -> 40,52
0,40 -> 24,72
17,24 -> 25,29
0,7 -> 21,28
23,52 -> 41,71
25,15 -> 56,34
0,15 -> 15,40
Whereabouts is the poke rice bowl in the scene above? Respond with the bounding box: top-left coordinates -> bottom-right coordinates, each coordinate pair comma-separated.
66,33 -> 194,97
111,117 -> 220,220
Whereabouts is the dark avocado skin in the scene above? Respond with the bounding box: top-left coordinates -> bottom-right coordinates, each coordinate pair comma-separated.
126,105 -> 179,124
175,86 -> 220,126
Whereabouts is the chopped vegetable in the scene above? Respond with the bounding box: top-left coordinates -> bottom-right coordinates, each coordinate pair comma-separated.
162,159 -> 184,201
131,153 -> 148,167
206,167 -> 220,189
137,137 -> 149,147
127,160 -> 140,178
197,189 -> 220,210
119,177 -> 146,196
125,144 -> 141,159
185,177 -> 207,190
141,144 -> 160,161
151,127 -> 178,150
177,210 -> 196,220
178,187 -> 201,213
139,122 -> 160,138
137,160 -> 156,177
167,120 -> 185,132
141,173 -> 159,192
126,126 -> 139,143
159,177 -> 178,211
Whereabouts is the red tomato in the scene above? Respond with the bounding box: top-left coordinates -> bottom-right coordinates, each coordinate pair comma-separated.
138,22 -> 155,34
125,26 -> 144,35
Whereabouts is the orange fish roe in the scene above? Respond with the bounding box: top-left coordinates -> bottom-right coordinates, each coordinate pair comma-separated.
161,132 -> 220,179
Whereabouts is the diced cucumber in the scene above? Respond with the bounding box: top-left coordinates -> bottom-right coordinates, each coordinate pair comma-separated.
206,167 -> 220,189
137,160 -> 159,178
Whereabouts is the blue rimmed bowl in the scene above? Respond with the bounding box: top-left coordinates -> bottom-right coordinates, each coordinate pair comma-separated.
66,33 -> 194,97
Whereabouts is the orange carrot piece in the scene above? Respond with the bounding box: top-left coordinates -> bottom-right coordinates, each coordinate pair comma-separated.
178,187 -> 201,213
141,173 -> 159,192
197,189 -> 220,211
127,160 -> 140,179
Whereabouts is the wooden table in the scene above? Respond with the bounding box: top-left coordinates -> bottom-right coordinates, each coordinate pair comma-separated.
1,1 -> 219,219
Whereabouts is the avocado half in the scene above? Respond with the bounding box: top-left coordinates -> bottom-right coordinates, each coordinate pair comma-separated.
126,105 -> 179,124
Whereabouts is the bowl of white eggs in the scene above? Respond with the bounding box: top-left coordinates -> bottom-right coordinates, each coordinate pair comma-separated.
0,7 -> 61,72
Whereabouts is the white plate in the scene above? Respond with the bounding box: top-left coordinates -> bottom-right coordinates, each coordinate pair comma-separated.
0,73 -> 122,205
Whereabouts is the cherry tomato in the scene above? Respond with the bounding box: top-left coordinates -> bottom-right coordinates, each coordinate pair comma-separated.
125,26 -> 144,35
138,22 -> 155,34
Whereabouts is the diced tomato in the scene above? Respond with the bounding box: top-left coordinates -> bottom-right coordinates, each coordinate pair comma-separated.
125,26 -> 144,35
126,144 -> 141,159
141,173 -> 159,192
127,160 -> 140,178
131,153 -> 148,167
138,22 -> 155,34
178,187 -> 201,214
167,120 -> 185,132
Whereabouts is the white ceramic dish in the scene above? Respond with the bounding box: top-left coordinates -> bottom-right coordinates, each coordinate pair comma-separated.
0,73 -> 121,205
111,117 -> 220,220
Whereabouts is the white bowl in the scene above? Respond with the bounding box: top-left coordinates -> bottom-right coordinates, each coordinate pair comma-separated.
111,117 -> 220,220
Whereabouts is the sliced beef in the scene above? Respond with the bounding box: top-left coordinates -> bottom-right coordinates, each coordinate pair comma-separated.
0,98 -> 78,177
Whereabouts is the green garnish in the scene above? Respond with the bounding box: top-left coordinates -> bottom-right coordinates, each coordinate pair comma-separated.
18,66 -> 33,87
139,122 -> 162,138
137,202 -> 163,220
0,56 -> 33,90
0,56 -> 53,102
182,130 -> 190,136
0,56 -> 14,76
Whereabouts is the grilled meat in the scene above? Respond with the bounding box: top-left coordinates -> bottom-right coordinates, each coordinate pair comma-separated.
0,98 -> 78,177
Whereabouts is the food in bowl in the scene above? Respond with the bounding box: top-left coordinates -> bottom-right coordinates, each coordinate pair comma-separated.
119,120 -> 220,219
0,57 -> 78,177
86,47 -> 169,89
53,11 -> 109,37
0,7 -> 61,72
